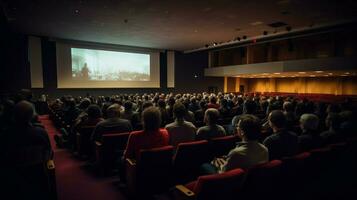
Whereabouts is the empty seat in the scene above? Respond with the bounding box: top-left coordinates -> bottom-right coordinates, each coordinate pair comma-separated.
76,126 -> 96,157
242,160 -> 283,200
126,145 -> 174,197
95,132 -> 130,173
173,140 -> 210,183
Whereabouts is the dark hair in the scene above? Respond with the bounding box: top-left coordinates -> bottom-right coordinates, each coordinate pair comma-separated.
237,114 -> 261,140
142,101 -> 154,111
106,104 -> 121,118
14,101 -> 34,124
124,101 -> 133,111
173,102 -> 186,119
87,104 -> 102,119
269,110 -> 287,129
283,101 -> 294,113
244,100 -> 257,114
142,107 -> 161,131
157,99 -> 166,108
326,113 -> 341,131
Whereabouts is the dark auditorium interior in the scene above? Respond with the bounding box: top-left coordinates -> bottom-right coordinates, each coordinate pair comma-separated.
1,0 -> 357,200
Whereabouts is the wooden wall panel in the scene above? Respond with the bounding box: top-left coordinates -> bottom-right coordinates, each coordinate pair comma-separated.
244,77 -> 357,95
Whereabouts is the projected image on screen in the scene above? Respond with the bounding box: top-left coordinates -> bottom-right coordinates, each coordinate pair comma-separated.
71,48 -> 150,81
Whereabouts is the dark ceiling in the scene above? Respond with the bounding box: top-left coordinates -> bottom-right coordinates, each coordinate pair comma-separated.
2,0 -> 357,51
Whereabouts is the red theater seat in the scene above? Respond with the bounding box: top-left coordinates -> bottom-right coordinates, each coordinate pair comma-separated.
173,168 -> 245,200
126,146 -> 174,196
173,140 -> 210,184
95,132 -> 130,173
242,160 -> 283,199
76,126 -> 96,157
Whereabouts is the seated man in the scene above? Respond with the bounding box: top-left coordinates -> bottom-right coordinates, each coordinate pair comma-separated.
298,113 -> 323,152
263,110 -> 298,160
320,112 -> 342,145
165,102 -> 197,148
123,107 -> 169,161
91,104 -> 132,142
196,108 -> 226,140
202,114 -> 268,174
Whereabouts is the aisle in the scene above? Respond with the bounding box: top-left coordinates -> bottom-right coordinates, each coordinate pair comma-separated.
38,115 -> 126,200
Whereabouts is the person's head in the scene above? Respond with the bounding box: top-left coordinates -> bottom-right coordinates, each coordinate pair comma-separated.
142,101 -> 154,111
243,99 -> 257,114
124,101 -> 133,112
157,99 -> 166,109
87,104 -> 102,119
173,102 -> 186,120
14,100 -> 34,125
106,104 -> 121,118
142,107 -> 161,131
204,108 -> 219,125
79,98 -> 91,110
268,110 -> 287,131
300,113 -> 319,132
283,101 -> 294,113
209,96 -> 217,104
325,113 -> 341,131
236,114 -> 261,141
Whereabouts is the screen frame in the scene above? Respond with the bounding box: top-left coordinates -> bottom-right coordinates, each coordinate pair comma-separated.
56,42 -> 160,88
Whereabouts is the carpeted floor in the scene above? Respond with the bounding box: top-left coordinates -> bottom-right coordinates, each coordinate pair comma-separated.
38,115 -> 127,200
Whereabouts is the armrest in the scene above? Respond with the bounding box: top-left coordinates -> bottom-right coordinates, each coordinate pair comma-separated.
126,158 -> 136,166
171,185 -> 196,200
95,141 -> 103,147
47,159 -> 55,170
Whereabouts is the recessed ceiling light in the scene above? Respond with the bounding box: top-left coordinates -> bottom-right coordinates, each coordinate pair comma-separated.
328,73 -> 333,75
345,72 -> 350,75
262,73 -> 269,75
298,72 -> 306,74
281,76 -> 286,77
315,71 -> 323,73
274,72 -> 281,75
309,75 -> 316,77
323,75 -> 329,77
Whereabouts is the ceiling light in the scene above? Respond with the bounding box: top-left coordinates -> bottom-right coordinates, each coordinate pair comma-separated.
291,76 -> 296,78
309,75 -> 316,77
315,71 -> 323,73
345,72 -> 350,75
328,73 -> 333,75
281,76 -> 286,77
341,75 -> 348,76
262,73 -> 269,75
274,72 -> 281,75
298,72 -> 306,74
323,75 -> 329,77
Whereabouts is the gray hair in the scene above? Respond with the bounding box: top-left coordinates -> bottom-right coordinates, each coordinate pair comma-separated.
300,113 -> 319,131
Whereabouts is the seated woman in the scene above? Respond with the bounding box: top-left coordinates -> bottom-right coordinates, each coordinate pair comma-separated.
123,106 -> 169,161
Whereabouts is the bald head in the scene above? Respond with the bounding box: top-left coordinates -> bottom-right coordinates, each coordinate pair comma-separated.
14,101 -> 34,124
106,104 -> 121,118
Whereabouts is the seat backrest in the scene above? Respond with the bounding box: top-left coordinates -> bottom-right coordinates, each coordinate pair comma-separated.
243,160 -> 283,196
209,135 -> 239,158
6,146 -> 48,167
194,168 -> 245,200
138,145 -> 174,166
173,140 -> 210,168
102,132 -> 130,151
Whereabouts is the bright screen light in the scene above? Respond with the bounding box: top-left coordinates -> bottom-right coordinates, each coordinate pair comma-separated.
71,48 -> 150,81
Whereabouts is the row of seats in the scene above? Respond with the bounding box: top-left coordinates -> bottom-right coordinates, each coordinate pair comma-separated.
163,138 -> 357,200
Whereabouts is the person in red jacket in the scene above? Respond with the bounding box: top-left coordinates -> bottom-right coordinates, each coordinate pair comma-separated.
124,106 -> 169,161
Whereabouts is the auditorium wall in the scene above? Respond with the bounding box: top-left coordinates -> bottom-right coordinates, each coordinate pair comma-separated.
246,77 -> 357,95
